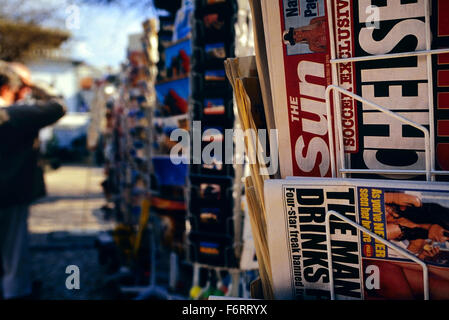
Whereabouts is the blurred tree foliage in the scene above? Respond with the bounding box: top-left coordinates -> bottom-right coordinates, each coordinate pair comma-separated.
0,0 -> 182,62
80,0 -> 181,15
0,0 -> 70,61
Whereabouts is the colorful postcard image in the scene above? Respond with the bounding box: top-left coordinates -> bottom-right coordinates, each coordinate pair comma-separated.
173,4 -> 193,41
203,13 -> 225,32
199,183 -> 222,201
202,158 -> 223,171
199,241 -> 220,256
164,38 -> 192,78
205,69 -> 226,81
153,122 -> 177,153
200,132 -> 224,170
204,98 -> 225,115
202,126 -> 224,142
155,77 -> 189,116
153,115 -> 189,154
152,156 -> 187,187
205,42 -> 226,59
199,207 -> 220,224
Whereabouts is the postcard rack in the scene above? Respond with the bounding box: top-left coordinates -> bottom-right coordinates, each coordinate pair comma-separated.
183,0 -> 261,299
323,0 -> 449,300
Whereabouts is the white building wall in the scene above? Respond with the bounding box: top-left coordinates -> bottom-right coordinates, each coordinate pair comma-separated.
26,59 -> 79,112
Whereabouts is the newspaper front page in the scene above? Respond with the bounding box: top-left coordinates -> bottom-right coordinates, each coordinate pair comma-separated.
265,177 -> 449,299
261,0 -> 449,180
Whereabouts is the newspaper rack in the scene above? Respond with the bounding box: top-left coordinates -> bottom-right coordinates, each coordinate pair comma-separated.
322,0 -> 449,300
326,0 -> 449,182
325,85 -> 436,180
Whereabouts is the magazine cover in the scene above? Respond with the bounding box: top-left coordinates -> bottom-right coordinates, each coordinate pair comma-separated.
261,0 -> 334,178
265,177 -> 449,299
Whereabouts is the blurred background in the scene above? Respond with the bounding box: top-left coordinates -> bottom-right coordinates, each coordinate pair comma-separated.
0,0 -> 164,300
0,0 -> 159,165
0,0 -> 257,301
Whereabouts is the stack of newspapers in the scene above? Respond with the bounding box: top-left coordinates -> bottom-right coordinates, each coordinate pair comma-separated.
226,0 -> 449,300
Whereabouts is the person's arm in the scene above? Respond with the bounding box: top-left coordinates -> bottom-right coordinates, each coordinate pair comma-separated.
308,40 -> 326,53
4,99 -> 66,133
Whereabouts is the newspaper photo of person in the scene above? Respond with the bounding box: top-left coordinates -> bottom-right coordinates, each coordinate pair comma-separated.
282,16 -> 327,53
385,192 -> 449,266
364,258 -> 449,300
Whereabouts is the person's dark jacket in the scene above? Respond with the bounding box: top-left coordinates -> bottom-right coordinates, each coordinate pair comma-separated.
0,99 -> 65,208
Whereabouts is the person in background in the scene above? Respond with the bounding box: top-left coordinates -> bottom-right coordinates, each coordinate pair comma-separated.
0,61 -> 66,299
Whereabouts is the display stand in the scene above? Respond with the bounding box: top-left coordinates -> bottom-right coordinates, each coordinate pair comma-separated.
133,8 -> 193,298
322,0 -> 449,300
186,0 -> 240,269
184,0 -> 261,299
326,0 -> 449,182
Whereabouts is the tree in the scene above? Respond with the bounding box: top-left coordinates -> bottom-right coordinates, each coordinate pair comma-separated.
0,0 -> 69,61
79,0 -> 180,16
0,0 -> 64,24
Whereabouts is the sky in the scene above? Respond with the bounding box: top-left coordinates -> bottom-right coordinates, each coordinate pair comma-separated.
49,1 -> 157,69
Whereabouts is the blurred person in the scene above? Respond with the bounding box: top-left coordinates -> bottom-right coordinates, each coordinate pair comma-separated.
0,62 -> 65,299
9,62 -> 33,102
0,62 -> 21,107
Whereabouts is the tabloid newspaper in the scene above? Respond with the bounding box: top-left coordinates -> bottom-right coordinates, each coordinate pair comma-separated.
261,0 -> 449,179
261,0 -> 333,178
265,177 -> 449,299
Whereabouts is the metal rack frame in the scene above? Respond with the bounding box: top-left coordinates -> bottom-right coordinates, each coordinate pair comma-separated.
326,0 -> 449,182
322,0 -> 449,300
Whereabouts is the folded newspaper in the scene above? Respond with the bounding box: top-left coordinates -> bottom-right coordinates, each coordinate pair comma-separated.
225,56 -> 275,298
265,177 -> 449,299
260,0 -> 449,180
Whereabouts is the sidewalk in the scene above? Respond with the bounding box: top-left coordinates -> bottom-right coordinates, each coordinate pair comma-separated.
28,165 -> 116,300
29,165 -> 113,234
